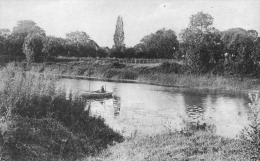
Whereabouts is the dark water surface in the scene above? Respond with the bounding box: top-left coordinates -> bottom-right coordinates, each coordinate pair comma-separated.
58,78 -> 256,138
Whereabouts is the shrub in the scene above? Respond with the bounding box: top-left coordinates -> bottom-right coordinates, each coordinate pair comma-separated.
103,69 -> 120,78
159,61 -> 183,74
110,62 -> 125,68
118,70 -> 138,80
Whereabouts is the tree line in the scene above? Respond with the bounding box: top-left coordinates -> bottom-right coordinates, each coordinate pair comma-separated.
0,12 -> 259,75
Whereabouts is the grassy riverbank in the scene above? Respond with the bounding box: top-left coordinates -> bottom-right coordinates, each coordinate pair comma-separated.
0,62 -> 259,160
29,60 -> 260,91
86,131 -> 248,161
0,63 -> 123,160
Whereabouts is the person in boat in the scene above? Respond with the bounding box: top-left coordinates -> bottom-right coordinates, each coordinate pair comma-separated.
100,86 -> 105,93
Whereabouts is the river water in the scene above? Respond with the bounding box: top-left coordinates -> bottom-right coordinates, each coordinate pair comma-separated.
58,78 -> 257,138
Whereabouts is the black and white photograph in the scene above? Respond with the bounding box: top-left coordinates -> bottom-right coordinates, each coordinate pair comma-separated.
0,0 -> 260,160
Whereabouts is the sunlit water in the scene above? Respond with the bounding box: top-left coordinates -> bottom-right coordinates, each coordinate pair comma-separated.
57,78 -> 258,138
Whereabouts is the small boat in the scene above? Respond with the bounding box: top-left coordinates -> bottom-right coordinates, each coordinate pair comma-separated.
80,91 -> 113,99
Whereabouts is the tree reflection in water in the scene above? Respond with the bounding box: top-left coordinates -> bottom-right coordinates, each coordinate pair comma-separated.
113,95 -> 121,118
84,96 -> 122,119
182,104 -> 216,134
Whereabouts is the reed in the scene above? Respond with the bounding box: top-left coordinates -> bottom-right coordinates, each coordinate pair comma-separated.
240,92 -> 260,160
0,63 -> 123,161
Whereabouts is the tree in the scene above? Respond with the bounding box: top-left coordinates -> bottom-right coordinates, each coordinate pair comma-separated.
23,33 -> 44,64
10,20 -> 45,57
247,30 -> 258,42
133,43 -> 147,58
0,29 -> 11,55
0,29 -> 11,38
139,28 -> 179,58
221,28 -> 256,74
189,11 -> 213,31
180,12 -> 223,72
252,37 -> 260,65
113,16 -> 125,52
42,36 -> 62,60
66,31 -> 90,44
96,48 -> 108,58
66,31 -> 98,58
13,20 -> 45,36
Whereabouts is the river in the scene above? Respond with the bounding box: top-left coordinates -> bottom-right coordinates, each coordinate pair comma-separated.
58,78 -> 257,138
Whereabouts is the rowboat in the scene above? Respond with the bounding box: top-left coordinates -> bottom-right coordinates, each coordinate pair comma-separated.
80,91 -> 113,99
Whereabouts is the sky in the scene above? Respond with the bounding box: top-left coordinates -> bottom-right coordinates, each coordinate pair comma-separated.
0,0 -> 260,47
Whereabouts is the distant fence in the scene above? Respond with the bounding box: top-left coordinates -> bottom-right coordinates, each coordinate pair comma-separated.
0,55 -> 181,65
96,58 -> 178,64
56,56 -> 179,64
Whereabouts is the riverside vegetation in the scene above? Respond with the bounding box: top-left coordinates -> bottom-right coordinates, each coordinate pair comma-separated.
87,92 -> 259,161
0,62 -> 258,161
0,63 -> 123,161
0,62 -> 259,160
29,59 -> 260,91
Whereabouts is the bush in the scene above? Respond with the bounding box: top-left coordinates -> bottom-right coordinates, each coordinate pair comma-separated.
118,70 -> 138,80
103,69 -> 120,78
159,61 -> 183,74
110,62 -> 125,68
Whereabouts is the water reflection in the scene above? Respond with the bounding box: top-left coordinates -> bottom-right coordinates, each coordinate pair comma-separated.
113,96 -> 121,118
58,78 -> 253,138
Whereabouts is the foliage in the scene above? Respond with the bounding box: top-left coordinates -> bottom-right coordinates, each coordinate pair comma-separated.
159,61 -> 183,74
0,29 -> 11,55
66,31 -> 98,58
113,15 -> 125,52
96,48 -> 108,58
252,38 -> 260,66
23,33 -> 44,63
42,36 -> 66,60
0,63 -> 124,160
9,20 -> 46,57
221,28 -> 257,75
12,20 -> 45,36
124,47 -> 137,58
180,12 -> 224,72
189,11 -> 213,31
240,92 -> 260,160
66,31 -> 90,44
1,15 -> 259,76
0,29 -> 11,38
139,28 -> 179,58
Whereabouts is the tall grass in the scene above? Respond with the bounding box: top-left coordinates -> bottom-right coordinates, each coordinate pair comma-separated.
240,92 -> 260,160
0,63 -> 123,160
86,131 -> 247,161
29,61 -> 260,91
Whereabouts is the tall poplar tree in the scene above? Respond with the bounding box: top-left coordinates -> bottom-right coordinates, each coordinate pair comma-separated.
113,16 -> 125,51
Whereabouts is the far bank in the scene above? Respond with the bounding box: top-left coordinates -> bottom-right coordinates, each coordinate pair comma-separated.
26,60 -> 260,92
